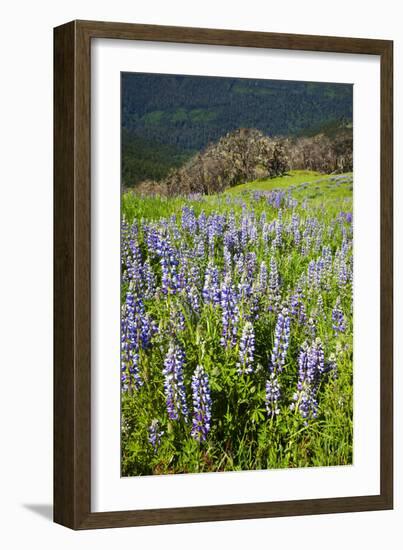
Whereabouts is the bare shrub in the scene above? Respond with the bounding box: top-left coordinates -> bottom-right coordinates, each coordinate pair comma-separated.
165,128 -> 290,196
286,132 -> 353,174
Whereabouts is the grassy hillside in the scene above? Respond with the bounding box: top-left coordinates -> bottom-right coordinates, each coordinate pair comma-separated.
122,170 -> 353,219
226,170 -> 353,206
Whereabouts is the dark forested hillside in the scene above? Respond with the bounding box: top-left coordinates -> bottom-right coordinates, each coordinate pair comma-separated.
121,73 -> 352,187
122,73 -> 352,148
122,131 -> 190,186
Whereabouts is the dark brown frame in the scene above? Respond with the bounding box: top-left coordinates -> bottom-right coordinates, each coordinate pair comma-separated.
54,20 -> 393,530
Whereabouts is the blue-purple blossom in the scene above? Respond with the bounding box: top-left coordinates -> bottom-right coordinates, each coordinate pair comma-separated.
270,307 -> 290,373
191,365 -> 212,442
273,210 -> 283,249
220,274 -> 239,347
237,321 -> 255,374
163,343 -> 188,421
202,262 -> 220,305
290,285 -> 306,324
120,284 -> 157,391
181,206 -> 197,233
148,419 -> 164,451
266,374 -> 281,416
332,298 -> 346,333
188,285 -> 200,314
258,261 -> 268,292
291,339 -> 325,423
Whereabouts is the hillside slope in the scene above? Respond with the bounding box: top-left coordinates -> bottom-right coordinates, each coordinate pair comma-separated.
122,73 -> 352,152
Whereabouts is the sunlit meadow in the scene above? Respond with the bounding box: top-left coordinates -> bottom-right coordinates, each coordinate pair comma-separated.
120,171 -> 353,476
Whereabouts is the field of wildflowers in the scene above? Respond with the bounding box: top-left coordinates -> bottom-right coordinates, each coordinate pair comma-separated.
121,171 -> 353,476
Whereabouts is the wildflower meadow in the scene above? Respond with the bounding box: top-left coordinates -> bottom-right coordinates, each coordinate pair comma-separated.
120,171 -> 353,476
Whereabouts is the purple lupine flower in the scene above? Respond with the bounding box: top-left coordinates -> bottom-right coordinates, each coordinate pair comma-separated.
181,205 -> 197,233
188,285 -> 200,314
235,252 -> 245,277
286,193 -> 298,209
246,252 -> 257,279
290,284 -> 306,324
120,334 -> 141,391
172,224 -> 182,244
237,276 -> 252,303
341,235 -> 350,259
195,235 -> 205,258
291,339 -> 325,423
197,211 -> 207,233
272,210 -> 283,249
189,265 -> 201,289
224,227 -> 238,253
202,262 -> 220,305
169,305 -> 185,333
332,297 -> 346,333
270,307 -> 290,373
247,283 -> 261,321
220,274 -> 239,347
301,217 -> 318,256
265,374 -> 281,416
327,352 -> 338,379
124,286 -> 157,351
241,215 -> 248,248
291,343 -> 317,421
307,259 -> 318,290
321,245 -> 333,290
148,419 -> 164,452
237,321 -> 255,374
338,259 -> 349,289
163,343 -> 188,421
126,235 -> 143,288
267,190 -> 285,209
160,250 -> 180,295
316,256 -> 325,285
223,246 -> 232,273
258,261 -> 268,293
121,290 -> 146,391
249,219 -> 258,244
191,365 -> 212,442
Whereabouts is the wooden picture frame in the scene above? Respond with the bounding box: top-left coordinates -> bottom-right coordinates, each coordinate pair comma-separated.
54,19 -> 393,530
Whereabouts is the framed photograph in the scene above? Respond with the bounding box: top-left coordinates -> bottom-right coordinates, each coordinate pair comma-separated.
54,20 -> 393,529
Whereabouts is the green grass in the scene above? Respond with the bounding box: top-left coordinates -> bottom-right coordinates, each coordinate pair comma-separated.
122,170 -> 353,222
225,170 -> 326,194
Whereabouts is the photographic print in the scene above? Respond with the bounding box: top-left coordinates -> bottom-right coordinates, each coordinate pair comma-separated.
120,72 -> 353,477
